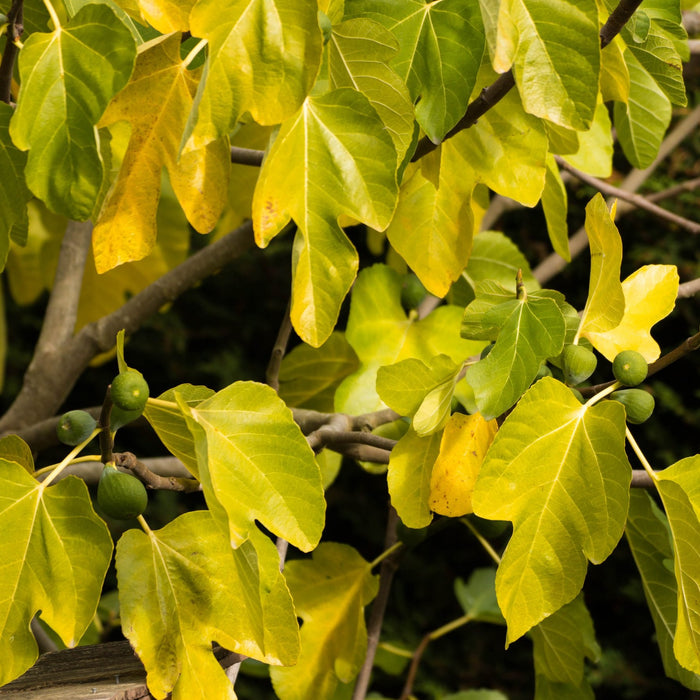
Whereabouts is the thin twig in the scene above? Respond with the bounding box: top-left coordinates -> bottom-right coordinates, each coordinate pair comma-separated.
115,452 -> 201,492
600,0 -> 644,48
646,176 -> 700,204
0,220 -> 255,431
678,277 -> 700,299
0,0 -> 23,104
266,300 -> 293,391
352,507 -> 402,700
307,428 -> 397,453
556,157 -> 700,234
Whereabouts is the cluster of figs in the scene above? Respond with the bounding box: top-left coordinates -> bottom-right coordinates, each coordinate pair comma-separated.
55,370 -> 151,520
561,344 -> 654,423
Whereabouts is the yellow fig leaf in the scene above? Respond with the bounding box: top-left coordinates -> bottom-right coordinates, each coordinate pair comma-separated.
429,412 -> 497,517
577,194 -> 625,337
93,33 -> 229,273
385,143 -> 477,298
270,543 -> 379,700
584,264 -> 679,362
133,0 -> 197,32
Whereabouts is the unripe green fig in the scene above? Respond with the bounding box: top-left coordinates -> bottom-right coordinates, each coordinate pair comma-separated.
535,363 -> 553,380
562,344 -> 597,385
97,465 -> 148,519
612,350 -> 648,387
111,370 -> 149,412
56,410 -> 97,446
110,404 -> 143,431
611,388 -> 655,424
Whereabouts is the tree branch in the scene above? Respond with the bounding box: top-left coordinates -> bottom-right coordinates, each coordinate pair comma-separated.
411,0 -> 644,162
0,0 -> 23,104
534,104 -> 700,285
266,300 -> 292,391
352,506 -> 402,700
115,451 -> 201,492
556,156 -> 700,234
0,220 -> 255,431
230,146 -> 265,166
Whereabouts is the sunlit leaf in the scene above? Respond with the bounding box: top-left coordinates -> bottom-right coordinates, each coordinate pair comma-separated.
385,146 -> 477,298
143,384 -> 215,477
118,513 -> 299,700
335,265 -> 483,415
186,0 -> 322,150
328,17 -> 414,159
279,333 -> 359,411
388,427 -> 442,528
346,0 -> 485,143
10,4 -> 136,220
0,463 -> 112,686
252,90 -> 399,347
93,33 -> 229,272
493,0 -> 599,130
429,413 -> 497,517
131,0 -> 197,32
472,378 -> 631,643
541,155 -> 569,261
0,436 -> 34,474
626,490 -> 700,689
656,456 -> 700,674
179,381 -> 325,551
577,194 -> 625,337
561,99 -> 614,178
270,543 -> 378,700
466,295 -> 566,419
614,48 -> 672,169
584,264 -> 678,362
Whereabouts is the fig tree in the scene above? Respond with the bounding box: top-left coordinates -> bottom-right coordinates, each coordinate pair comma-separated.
611,389 -> 655,424
56,410 -> 97,446
562,344 -> 597,385
111,370 -> 149,412
612,350 -> 648,387
97,465 -> 148,519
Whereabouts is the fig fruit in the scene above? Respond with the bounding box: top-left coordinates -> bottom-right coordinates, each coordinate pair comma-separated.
562,344 -> 597,385
611,388 -> 655,424
110,404 -> 143,431
612,350 -> 648,387
56,410 -> 97,446
97,465 -> 148,519
111,370 -> 149,412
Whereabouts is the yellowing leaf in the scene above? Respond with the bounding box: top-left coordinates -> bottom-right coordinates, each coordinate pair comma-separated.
252,90 -> 399,347
93,33 -> 229,273
186,0 -> 322,150
133,0 -> 196,32
562,99 -> 614,178
388,427 -> 443,528
429,413 -> 497,517
179,381 -> 325,551
270,543 -> 379,700
9,4 -> 136,220
577,194 -> 625,337
118,513 -> 299,700
584,264 -> 678,362
385,144 -> 477,298
0,463 -> 113,686
472,377 -> 631,643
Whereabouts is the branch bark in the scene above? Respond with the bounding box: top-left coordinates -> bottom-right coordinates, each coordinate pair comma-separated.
0,0 -> 23,104
0,220 -> 254,432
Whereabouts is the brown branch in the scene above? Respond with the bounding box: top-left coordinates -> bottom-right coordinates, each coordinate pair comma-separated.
308,427 -> 397,453
646,176 -> 700,204
115,451 -> 200,492
0,220 -> 255,432
556,157 -> 700,235
678,277 -> 700,299
534,104 -> 700,285
411,0 -> 643,162
352,506 -> 402,700
266,300 -> 292,391
230,146 -> 264,166
0,0 -> 23,104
